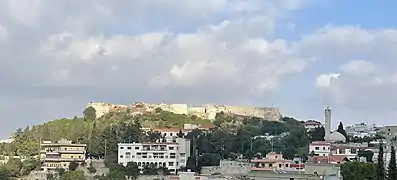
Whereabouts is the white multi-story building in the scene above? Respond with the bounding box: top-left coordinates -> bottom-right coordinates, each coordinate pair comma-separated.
118,138 -> 191,174
346,123 -> 377,138
309,141 -> 331,156
330,144 -> 376,160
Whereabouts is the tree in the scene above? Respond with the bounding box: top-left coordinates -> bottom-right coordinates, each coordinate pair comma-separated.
142,163 -> 157,175
308,127 -> 325,141
20,157 -> 40,176
60,171 -> 86,180
337,122 -> 348,140
388,146 -> 397,180
377,143 -> 386,180
358,150 -> 374,162
4,158 -> 23,177
0,166 -> 11,180
83,106 -> 97,121
341,161 -> 376,180
177,130 -> 184,138
125,162 -> 139,180
68,161 -> 79,171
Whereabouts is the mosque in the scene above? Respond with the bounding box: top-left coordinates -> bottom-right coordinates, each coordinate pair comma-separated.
324,106 -> 347,142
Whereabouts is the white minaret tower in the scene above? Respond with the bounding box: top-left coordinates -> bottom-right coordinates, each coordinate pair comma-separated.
324,106 -> 332,141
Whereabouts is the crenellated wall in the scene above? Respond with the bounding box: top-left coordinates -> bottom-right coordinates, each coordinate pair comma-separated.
86,102 -> 282,121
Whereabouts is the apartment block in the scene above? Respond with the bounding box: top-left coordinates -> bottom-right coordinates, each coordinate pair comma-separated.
118,138 -> 191,174
40,139 -> 86,171
309,141 -> 331,156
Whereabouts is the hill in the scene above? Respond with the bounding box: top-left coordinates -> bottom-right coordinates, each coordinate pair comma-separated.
0,108 -> 210,157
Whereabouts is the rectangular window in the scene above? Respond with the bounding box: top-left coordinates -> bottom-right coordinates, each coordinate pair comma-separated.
120,155 -> 124,158
127,147 -> 132,150
169,162 -> 174,166
315,147 -> 319,150
120,147 -> 124,149
169,147 -> 174,150
135,147 -> 139,150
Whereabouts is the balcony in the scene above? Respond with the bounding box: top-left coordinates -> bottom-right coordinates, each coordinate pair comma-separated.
41,150 -> 85,154
44,157 -> 85,162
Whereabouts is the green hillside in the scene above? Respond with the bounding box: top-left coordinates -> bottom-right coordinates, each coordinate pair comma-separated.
0,108 -> 210,157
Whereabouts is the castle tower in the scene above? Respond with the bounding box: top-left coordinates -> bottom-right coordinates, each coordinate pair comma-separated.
324,106 -> 331,140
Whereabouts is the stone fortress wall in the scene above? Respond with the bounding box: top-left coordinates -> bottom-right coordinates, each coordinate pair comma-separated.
87,102 -> 282,121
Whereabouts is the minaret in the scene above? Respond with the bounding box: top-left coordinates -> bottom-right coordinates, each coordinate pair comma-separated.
324,106 -> 331,141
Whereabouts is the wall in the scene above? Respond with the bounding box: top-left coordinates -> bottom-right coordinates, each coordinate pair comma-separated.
304,164 -> 341,177
87,102 -> 282,121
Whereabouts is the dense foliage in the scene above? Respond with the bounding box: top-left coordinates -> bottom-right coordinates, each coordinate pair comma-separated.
377,143 -> 386,180
341,161 -> 377,180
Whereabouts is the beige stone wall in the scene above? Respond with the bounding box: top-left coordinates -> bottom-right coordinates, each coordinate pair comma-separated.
87,102 -> 282,121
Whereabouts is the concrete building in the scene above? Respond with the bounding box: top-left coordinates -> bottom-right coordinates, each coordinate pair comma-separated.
345,123 -> 377,138
330,143 -> 376,160
250,152 -> 304,172
381,125 -> 397,140
309,141 -> 331,156
40,139 -> 86,171
303,120 -> 324,132
201,160 -> 251,175
151,128 -> 192,141
117,138 -> 191,174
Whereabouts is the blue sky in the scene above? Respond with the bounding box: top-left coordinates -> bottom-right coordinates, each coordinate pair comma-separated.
1,0 -> 397,138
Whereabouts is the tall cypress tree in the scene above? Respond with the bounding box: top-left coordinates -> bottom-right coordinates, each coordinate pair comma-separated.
377,143 -> 386,180
388,146 -> 397,180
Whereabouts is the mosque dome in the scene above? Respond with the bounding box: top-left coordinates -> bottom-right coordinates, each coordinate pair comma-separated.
326,131 -> 347,142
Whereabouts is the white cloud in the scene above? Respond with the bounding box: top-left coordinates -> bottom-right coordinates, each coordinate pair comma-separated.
2,0 -> 397,137
310,27 -> 397,121
316,73 -> 340,88
0,0 -> 318,137
340,60 -> 377,76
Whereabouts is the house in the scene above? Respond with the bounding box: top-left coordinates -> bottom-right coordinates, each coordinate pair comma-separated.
40,139 -> 86,171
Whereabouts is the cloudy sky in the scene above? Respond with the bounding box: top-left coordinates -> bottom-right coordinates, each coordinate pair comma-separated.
1,0 -> 397,138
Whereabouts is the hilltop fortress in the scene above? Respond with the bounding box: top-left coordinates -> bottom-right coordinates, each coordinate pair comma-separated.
87,102 -> 283,121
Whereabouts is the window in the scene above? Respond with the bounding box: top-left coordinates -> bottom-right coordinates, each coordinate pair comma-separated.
269,164 -> 273,167
351,149 -> 357,154
120,155 -> 124,158
170,133 -> 173,136
126,152 -> 131,155
323,147 -> 326,150
285,164 -> 289,167
315,147 -> 319,150
120,147 -> 124,149
135,147 -> 139,150
127,147 -> 132,150
169,162 -> 174,166
78,156 -> 81,158
169,147 -> 174,150
279,164 -> 282,168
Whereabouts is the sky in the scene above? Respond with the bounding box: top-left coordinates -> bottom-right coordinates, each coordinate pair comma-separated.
1,0 -> 397,138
